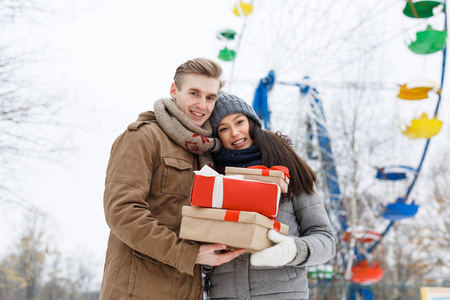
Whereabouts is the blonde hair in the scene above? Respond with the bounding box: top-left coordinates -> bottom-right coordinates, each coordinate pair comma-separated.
174,58 -> 223,89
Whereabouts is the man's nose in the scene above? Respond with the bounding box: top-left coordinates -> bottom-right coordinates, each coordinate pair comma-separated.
196,97 -> 207,109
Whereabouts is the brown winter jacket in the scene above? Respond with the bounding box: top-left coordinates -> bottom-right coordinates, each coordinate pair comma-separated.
99,111 -> 203,300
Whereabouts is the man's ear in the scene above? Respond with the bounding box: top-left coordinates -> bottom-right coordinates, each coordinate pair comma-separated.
170,83 -> 177,99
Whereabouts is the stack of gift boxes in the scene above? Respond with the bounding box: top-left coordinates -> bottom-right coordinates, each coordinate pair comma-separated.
180,165 -> 291,252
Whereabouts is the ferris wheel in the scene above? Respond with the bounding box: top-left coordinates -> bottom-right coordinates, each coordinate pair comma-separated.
215,0 -> 447,296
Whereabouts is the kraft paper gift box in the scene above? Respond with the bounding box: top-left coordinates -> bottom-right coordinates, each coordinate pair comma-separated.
179,206 -> 289,253
190,165 -> 281,218
225,165 -> 290,193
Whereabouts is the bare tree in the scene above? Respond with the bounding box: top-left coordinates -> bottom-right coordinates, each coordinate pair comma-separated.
0,0 -> 74,206
381,155 -> 450,285
0,0 -> 38,23
36,253 -> 85,300
0,211 -> 97,299
0,212 -> 52,300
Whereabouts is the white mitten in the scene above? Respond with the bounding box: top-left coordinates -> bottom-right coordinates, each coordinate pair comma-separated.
250,229 -> 297,267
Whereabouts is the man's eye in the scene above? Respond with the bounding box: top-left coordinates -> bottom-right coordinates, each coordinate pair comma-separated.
191,92 -> 198,96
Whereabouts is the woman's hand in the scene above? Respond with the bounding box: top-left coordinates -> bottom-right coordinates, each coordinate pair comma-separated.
250,230 -> 297,267
195,244 -> 246,266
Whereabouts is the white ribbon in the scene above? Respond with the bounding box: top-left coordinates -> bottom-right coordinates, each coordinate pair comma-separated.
212,177 -> 224,208
195,165 -> 243,208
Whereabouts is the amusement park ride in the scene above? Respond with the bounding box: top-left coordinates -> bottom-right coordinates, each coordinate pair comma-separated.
216,0 -> 447,299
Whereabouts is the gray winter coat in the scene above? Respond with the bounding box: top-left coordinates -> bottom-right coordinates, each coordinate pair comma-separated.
208,188 -> 336,300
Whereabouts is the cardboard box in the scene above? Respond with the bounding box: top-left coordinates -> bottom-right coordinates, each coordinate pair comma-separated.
225,166 -> 290,193
179,206 -> 289,253
191,166 -> 281,218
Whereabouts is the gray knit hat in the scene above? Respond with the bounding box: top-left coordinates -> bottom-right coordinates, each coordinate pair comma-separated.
210,92 -> 262,136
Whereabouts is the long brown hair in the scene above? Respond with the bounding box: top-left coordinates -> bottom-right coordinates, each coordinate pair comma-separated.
248,118 -> 317,199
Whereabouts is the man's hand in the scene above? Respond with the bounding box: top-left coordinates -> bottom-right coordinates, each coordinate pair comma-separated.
195,244 -> 246,266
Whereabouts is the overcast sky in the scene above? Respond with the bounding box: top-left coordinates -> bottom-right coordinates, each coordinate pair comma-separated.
1,0 -> 449,290
0,0 -> 242,289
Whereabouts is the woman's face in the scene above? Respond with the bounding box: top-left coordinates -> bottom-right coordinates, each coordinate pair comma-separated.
217,113 -> 254,150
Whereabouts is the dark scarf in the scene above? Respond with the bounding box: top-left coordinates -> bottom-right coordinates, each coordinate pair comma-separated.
213,144 -> 262,175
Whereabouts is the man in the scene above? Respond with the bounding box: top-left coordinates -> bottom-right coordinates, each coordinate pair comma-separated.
99,58 -> 245,299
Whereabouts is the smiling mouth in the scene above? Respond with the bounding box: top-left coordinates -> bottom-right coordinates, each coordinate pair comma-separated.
232,138 -> 246,146
191,110 -> 204,117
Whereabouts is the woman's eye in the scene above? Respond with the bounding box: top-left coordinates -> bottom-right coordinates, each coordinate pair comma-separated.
219,127 -> 228,132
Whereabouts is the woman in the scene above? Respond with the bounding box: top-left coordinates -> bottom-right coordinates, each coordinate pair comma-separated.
206,92 -> 336,300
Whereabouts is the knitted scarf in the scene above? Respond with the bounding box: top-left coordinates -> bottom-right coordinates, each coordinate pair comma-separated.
154,98 -> 221,168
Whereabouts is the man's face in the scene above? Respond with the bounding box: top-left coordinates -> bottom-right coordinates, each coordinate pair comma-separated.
171,73 -> 221,127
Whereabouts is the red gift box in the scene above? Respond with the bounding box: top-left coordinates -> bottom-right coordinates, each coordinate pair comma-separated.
190,166 -> 281,218
225,165 -> 290,193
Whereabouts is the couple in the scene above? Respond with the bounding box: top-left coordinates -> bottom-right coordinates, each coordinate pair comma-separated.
99,58 -> 335,300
